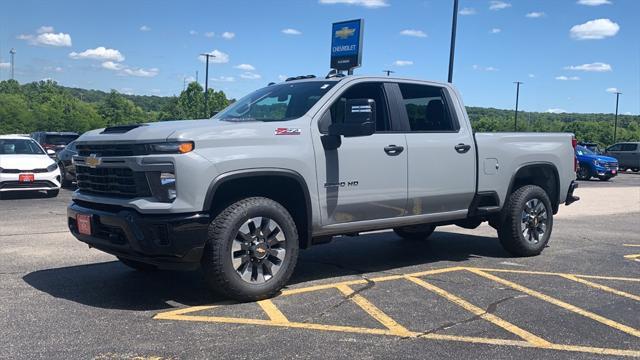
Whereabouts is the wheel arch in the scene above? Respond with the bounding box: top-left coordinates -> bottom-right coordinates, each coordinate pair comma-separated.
203,169 -> 313,249
506,162 -> 561,214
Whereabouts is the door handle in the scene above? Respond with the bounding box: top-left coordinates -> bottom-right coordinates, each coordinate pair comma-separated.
454,143 -> 471,154
384,145 -> 404,156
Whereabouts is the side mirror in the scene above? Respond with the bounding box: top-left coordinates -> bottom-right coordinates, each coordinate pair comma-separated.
46,149 -> 56,156
328,99 -> 376,138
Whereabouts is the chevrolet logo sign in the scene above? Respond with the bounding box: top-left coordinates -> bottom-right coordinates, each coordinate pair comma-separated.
85,154 -> 101,168
335,27 -> 355,39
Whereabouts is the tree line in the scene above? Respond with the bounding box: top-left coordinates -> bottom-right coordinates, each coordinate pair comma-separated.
0,79 -> 638,147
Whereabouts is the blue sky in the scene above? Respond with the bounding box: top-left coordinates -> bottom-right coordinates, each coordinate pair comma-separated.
0,0 -> 638,114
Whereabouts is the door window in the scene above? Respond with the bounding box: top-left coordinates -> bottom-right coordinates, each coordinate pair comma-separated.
398,83 -> 457,132
324,82 -> 390,132
621,144 -> 638,151
607,144 -> 622,151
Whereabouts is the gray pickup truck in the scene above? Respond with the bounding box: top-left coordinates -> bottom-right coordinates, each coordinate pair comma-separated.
68,75 -> 579,301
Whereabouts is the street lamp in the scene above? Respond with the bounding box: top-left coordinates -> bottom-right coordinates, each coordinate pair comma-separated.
447,0 -> 459,83
613,91 -> 622,143
200,53 -> 215,118
513,81 -> 523,131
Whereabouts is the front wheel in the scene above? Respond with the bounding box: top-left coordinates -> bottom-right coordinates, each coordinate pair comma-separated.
394,224 -> 436,241
632,168 -> 639,173
201,197 -> 299,302
498,185 -> 553,257
576,167 -> 590,180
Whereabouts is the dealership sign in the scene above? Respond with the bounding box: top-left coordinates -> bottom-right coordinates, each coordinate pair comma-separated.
330,19 -> 363,72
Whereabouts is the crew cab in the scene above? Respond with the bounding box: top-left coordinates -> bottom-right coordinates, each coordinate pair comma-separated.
67,75 -> 579,301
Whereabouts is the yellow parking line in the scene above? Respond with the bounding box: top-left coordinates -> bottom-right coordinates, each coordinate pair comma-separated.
468,269 -> 640,339
624,254 -> 640,260
560,274 -> 640,302
623,244 -> 640,247
469,267 -> 640,282
257,299 -> 289,323
336,284 -> 413,337
405,275 -> 552,347
153,305 -> 216,319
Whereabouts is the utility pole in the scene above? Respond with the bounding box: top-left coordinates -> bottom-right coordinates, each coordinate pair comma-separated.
382,70 -> 394,76
200,53 -> 215,118
447,0 -> 459,83
613,91 -> 621,143
9,48 -> 16,80
513,81 -> 523,131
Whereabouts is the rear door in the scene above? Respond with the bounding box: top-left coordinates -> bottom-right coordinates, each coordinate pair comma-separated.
394,82 -> 476,216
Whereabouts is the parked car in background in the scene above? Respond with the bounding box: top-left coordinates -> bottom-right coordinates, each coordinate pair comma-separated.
56,140 -> 77,187
605,142 -> 640,172
578,142 -> 601,154
576,145 -> 618,181
0,135 -> 61,197
30,131 -> 79,155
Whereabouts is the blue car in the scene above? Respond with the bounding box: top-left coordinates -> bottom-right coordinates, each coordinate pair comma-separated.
575,145 -> 619,181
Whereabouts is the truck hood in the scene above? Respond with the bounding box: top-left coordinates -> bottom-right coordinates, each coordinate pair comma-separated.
0,154 -> 55,170
579,154 -> 618,163
76,119 -> 219,143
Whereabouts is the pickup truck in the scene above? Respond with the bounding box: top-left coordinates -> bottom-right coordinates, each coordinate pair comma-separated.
67,75 -> 579,301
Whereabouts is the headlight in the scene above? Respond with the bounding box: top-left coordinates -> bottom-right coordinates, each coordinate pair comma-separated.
148,142 -> 194,154
46,163 -> 58,172
593,160 -> 602,167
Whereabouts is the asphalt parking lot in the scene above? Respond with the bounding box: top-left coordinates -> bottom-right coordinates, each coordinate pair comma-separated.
1,173 -> 639,359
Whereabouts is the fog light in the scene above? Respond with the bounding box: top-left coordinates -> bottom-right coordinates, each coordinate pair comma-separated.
160,172 -> 177,201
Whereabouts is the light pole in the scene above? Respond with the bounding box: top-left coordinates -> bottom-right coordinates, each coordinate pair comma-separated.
200,53 -> 215,118
447,0 -> 459,83
9,48 -> 16,80
613,91 -> 621,143
513,81 -> 523,131
383,70 -> 395,76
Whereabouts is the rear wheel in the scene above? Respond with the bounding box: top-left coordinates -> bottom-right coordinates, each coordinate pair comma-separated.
632,168 -> 639,173
393,224 -> 436,241
118,257 -> 157,271
498,185 -> 553,257
576,167 -> 590,180
201,197 -> 299,302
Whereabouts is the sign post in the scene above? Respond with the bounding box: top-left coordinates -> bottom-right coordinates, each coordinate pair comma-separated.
330,19 -> 364,75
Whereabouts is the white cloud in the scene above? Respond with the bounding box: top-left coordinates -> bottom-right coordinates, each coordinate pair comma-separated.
459,7 -> 476,15
0,62 -> 10,69
393,60 -> 413,66
472,64 -> 499,71
234,64 -> 255,71
240,72 -> 261,80
211,76 -> 235,82
555,75 -> 580,81
490,28 -> 502,34
122,67 -> 159,77
570,18 -> 619,40
199,50 -> 230,64
318,0 -> 389,8
528,73 -> 536,78
400,29 -> 427,38
150,89 -> 162,94
140,25 -> 151,32
37,26 -> 54,34
282,28 -> 302,35
70,47 -> 124,62
189,30 -> 198,36
221,31 -> 235,39
577,0 -> 612,6
278,75 -> 288,81
526,12 -> 545,18
489,1 -> 511,10
185,76 -> 196,83
565,62 -> 612,72
204,32 -> 215,38
547,108 -> 567,114
101,61 -> 123,70
606,87 -> 620,93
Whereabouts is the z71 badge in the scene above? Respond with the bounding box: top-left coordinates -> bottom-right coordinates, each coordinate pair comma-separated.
275,128 -> 301,135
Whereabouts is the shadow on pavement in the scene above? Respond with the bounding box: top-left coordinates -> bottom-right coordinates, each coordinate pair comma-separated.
0,191 -> 50,200
23,230 -> 509,311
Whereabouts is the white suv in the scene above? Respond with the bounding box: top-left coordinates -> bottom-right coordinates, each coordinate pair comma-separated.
0,135 -> 62,197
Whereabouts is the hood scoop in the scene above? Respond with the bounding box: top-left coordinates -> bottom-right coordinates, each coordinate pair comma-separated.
101,124 -> 148,134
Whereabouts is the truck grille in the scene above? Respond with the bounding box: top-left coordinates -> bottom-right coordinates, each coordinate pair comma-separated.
76,166 -> 151,198
605,162 -> 618,169
76,143 -> 149,157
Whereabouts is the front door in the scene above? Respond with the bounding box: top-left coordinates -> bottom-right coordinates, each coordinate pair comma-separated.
312,82 -> 408,226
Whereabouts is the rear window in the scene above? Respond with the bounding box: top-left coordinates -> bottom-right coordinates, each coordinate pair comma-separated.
398,83 -> 456,132
43,134 -> 78,145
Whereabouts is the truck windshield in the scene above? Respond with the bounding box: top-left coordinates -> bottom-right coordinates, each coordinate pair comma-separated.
576,146 -> 595,155
214,81 -> 336,122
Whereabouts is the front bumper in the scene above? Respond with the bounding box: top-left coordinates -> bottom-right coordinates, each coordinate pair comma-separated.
565,180 -> 580,206
0,170 -> 61,192
67,201 -> 210,270
593,166 -> 618,178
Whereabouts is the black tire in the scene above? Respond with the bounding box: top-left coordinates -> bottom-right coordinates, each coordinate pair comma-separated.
46,189 -> 59,198
394,224 -> 436,241
497,185 -> 553,257
632,168 -> 639,173
576,167 -> 590,180
201,197 -> 299,302
118,257 -> 157,271
59,163 -> 71,187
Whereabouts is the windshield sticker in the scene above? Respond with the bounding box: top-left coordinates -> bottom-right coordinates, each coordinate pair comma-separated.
320,84 -> 330,89
275,128 -> 301,136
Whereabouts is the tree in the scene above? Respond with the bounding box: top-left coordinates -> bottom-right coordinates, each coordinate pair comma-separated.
97,90 -> 148,126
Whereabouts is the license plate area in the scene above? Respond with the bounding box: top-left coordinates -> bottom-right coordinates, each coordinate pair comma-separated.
76,214 -> 92,235
19,174 -> 35,183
